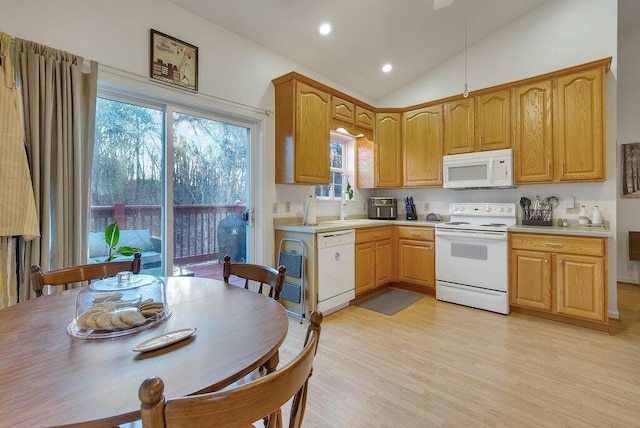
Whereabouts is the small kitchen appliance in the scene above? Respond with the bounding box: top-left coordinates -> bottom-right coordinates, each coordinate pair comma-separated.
435,202 -> 516,315
404,197 -> 417,220
368,197 -> 397,220
443,148 -> 514,189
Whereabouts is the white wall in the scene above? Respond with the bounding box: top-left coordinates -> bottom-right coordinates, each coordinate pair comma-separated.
377,0 -> 620,318
617,23 -> 640,284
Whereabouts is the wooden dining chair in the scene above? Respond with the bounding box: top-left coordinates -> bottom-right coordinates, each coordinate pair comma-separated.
30,253 -> 142,297
223,255 -> 287,301
139,311 -> 323,428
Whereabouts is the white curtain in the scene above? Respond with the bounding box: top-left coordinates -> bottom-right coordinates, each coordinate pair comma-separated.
9,37 -> 98,300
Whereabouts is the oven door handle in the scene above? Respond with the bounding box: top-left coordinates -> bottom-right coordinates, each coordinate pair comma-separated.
435,230 -> 507,241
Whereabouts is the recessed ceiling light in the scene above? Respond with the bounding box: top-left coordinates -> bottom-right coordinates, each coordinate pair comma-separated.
319,23 -> 332,36
382,63 -> 393,73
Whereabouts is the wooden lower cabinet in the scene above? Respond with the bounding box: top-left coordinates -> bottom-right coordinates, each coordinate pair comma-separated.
355,226 -> 393,296
396,226 -> 435,291
509,232 -> 608,330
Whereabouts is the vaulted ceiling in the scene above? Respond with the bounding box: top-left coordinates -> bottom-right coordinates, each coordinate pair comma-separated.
166,0 -> 549,102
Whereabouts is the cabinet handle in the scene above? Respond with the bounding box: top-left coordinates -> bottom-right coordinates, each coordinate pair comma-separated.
479,135 -> 483,146
544,259 -> 549,264
547,162 -> 550,176
410,232 -> 421,236
373,234 -> 380,238
438,171 -> 442,181
427,245 -> 433,250
558,259 -> 563,266
545,243 -> 563,248
376,173 -> 380,183
561,163 -> 565,175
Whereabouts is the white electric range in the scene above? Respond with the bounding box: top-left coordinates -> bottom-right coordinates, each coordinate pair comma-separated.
435,202 -> 516,314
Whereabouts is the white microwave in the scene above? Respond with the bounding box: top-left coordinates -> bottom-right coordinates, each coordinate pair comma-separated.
443,148 -> 514,189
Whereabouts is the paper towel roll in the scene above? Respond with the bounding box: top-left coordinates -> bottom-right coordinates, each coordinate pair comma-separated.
303,194 -> 317,225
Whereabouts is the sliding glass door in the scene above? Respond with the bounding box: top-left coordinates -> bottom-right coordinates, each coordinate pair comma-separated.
90,96 -> 253,278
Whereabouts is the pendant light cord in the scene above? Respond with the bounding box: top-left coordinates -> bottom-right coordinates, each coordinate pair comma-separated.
463,9 -> 469,97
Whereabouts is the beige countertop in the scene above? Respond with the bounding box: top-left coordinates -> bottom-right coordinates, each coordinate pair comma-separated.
509,224 -> 612,238
274,218 -> 439,233
274,218 -> 612,238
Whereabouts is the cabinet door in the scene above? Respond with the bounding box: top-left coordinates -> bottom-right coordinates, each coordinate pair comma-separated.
444,98 -> 474,155
331,96 -> 355,125
510,249 -> 552,311
375,239 -> 393,287
513,80 -> 553,183
375,112 -> 402,187
403,105 -> 443,187
355,106 -> 375,131
295,82 -> 330,184
476,89 -> 511,151
555,67 -> 605,181
556,253 -> 605,321
398,239 -> 434,289
355,242 -> 375,295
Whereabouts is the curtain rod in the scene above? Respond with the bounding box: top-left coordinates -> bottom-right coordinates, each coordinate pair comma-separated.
2,34 -> 272,117
99,63 -> 272,117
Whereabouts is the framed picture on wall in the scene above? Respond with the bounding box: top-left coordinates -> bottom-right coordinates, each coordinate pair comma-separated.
150,29 -> 198,92
622,142 -> 640,197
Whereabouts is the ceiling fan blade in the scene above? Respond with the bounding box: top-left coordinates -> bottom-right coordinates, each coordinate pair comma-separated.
433,0 -> 454,10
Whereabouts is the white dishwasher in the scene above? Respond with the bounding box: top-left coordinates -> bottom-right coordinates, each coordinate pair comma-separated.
317,229 -> 355,315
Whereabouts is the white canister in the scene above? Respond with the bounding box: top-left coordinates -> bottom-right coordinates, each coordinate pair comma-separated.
577,205 -> 589,226
590,206 -> 603,225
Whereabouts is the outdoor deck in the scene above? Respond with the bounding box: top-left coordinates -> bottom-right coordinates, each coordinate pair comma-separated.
180,260 -> 245,288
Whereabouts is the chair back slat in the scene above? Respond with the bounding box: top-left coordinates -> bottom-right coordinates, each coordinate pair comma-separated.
222,255 -> 286,301
30,253 -> 142,297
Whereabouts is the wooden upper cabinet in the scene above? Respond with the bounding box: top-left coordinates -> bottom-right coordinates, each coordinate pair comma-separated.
555,66 -> 605,182
475,89 -> 511,151
513,80 -> 554,183
274,79 -> 330,184
331,96 -> 355,124
375,112 -> 402,188
444,98 -> 474,155
403,105 -> 444,187
355,106 -> 375,131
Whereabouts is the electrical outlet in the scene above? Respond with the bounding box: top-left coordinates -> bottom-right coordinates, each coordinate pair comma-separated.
272,203 -> 278,214
566,201 -> 579,215
424,202 -> 430,211
285,202 -> 291,213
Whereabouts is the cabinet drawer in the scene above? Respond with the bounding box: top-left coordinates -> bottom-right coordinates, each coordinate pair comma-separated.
510,233 -> 605,256
396,226 -> 434,241
356,226 -> 392,243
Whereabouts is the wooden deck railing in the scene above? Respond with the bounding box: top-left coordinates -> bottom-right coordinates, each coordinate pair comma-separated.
90,202 -> 247,264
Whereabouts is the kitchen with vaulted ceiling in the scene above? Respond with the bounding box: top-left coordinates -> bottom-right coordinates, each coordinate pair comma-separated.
2,0 -> 640,425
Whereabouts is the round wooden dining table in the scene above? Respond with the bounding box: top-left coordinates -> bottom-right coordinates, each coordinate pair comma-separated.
0,276 -> 289,427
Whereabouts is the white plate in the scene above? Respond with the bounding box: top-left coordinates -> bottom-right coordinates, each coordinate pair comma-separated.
90,274 -> 156,291
133,328 -> 197,352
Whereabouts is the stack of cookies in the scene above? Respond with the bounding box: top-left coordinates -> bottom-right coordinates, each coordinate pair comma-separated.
75,298 -> 166,331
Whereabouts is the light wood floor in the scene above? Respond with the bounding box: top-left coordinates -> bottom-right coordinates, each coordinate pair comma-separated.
277,283 -> 640,427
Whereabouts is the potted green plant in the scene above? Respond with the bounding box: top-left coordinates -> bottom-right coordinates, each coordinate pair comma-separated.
103,221 -> 143,261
